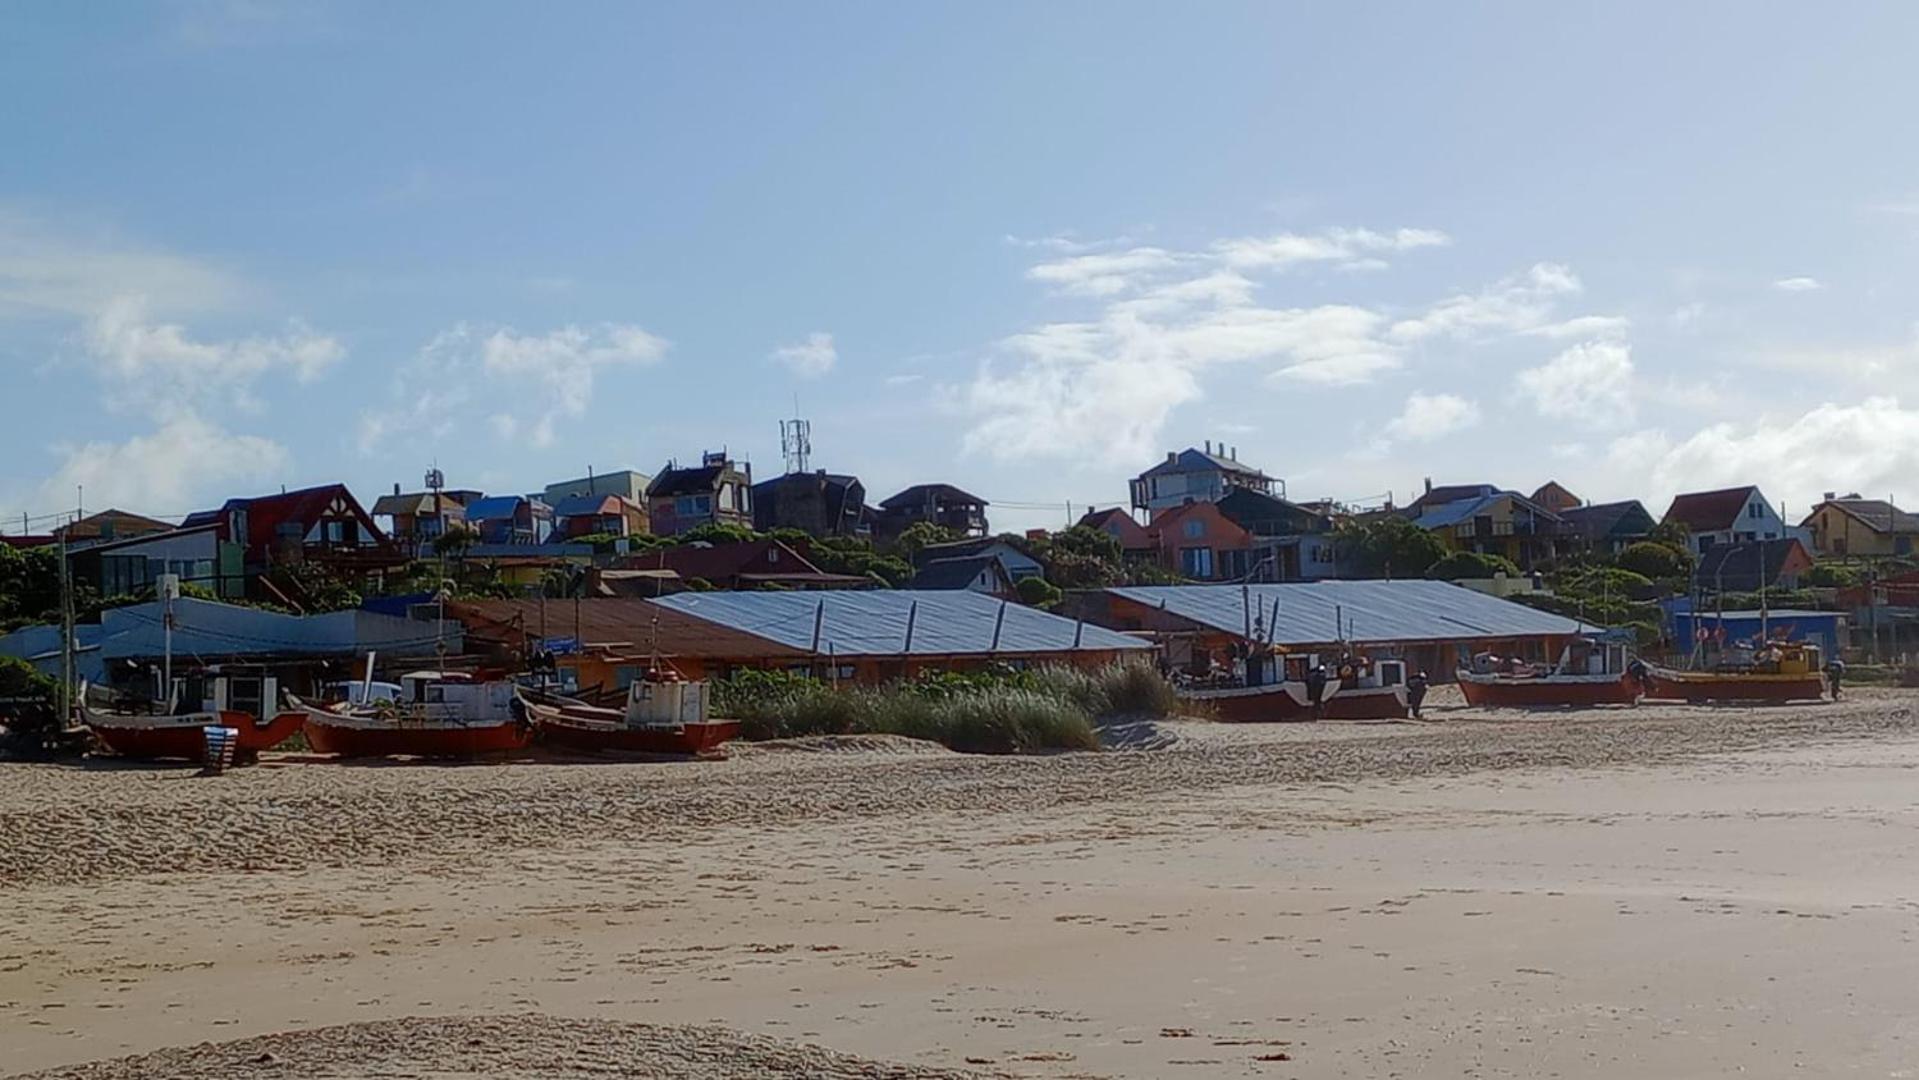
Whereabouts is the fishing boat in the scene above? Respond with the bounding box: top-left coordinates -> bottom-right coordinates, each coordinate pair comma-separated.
1638,639 -> 1827,704
293,666 -> 533,758
77,580 -> 302,761
1179,651 -> 1412,721
517,666 -> 740,756
1456,633 -> 1641,708
79,673 -> 305,762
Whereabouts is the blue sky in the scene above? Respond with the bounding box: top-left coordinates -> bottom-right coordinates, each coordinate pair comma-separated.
6,2 -> 1919,534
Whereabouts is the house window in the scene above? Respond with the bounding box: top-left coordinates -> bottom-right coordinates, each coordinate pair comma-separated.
1180,547 -> 1215,578
675,495 -> 712,517
325,520 -> 345,544
767,548 -> 780,564
1748,502 -> 1764,520
1182,519 -> 1205,539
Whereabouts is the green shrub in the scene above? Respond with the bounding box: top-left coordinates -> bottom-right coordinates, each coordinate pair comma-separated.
1015,576 -> 1063,608
1618,541 -> 1692,582
1425,551 -> 1521,580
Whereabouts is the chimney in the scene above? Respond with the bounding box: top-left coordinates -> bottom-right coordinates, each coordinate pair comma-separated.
1204,440 -> 1212,454
1166,452 -> 1177,464
1424,477 -> 1433,495
393,482 -> 401,495
1823,491 -> 1836,502
1231,445 -> 1238,461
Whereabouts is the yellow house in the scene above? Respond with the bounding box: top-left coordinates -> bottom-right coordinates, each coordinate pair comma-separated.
1407,486 -> 1572,569
1801,495 -> 1919,557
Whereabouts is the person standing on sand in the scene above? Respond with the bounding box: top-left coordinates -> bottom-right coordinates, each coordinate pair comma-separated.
1826,657 -> 1846,700
1407,670 -> 1430,719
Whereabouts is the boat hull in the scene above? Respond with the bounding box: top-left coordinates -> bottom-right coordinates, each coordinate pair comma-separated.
300,711 -> 533,758
1457,672 -> 1640,708
1178,681 -> 1327,722
85,709 -> 305,761
1639,668 -> 1826,704
520,695 -> 740,756
1319,685 -> 1410,720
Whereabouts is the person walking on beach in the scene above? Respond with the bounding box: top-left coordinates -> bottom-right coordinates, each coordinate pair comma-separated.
1406,669 -> 1430,719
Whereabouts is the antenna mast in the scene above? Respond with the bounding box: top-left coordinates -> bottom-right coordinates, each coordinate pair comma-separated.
780,416 -> 812,475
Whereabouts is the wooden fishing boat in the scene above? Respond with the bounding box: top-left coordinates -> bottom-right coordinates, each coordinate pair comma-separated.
1638,640 -> 1827,704
1457,636 -> 1641,708
80,676 -> 304,762
518,668 -> 740,756
294,671 -> 532,758
1181,653 -> 1409,721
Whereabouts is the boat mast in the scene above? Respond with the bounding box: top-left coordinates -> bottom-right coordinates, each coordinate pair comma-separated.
161,573 -> 176,711
57,508 -> 74,724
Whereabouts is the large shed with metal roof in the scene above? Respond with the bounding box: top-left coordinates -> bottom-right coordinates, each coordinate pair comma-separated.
1067,581 -> 1595,681
449,591 -> 1150,690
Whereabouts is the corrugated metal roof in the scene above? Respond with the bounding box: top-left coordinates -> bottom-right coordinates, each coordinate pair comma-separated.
449,598 -> 813,659
1107,581 -> 1594,645
0,599 -> 456,666
651,590 -> 1150,657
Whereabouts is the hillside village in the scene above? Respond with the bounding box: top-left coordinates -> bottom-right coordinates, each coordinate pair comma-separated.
2,432 -> 1912,699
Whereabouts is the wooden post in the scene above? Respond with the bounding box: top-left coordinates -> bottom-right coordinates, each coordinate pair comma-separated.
990,600 -> 1007,654
810,600 -> 826,654
903,600 -> 918,653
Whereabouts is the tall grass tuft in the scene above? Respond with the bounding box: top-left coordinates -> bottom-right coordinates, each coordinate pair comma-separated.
709,661 -> 1174,754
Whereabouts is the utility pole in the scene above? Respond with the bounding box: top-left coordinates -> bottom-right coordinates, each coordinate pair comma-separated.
57,508 -> 75,727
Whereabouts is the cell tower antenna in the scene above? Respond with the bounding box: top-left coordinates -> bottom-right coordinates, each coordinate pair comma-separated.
780,415 -> 812,475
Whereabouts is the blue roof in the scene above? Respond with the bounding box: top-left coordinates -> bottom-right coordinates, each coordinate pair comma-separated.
1108,581 -> 1595,645
1410,490 -> 1563,531
0,598 -> 456,666
462,496 -> 526,521
650,590 -> 1150,657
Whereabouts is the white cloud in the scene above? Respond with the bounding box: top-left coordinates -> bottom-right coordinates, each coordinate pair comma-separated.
1388,263 -> 1582,343
958,225 -> 1586,464
1523,314 -> 1630,340
884,373 -> 924,386
38,412 -> 289,513
0,215 -> 245,319
1515,341 -> 1636,428
1602,397 -> 1919,515
1670,302 -> 1707,330
84,296 -> 342,415
360,321 -> 668,452
1026,247 -> 1181,297
770,332 -> 837,378
1215,227 -> 1450,271
1384,391 -> 1481,442
1774,276 -> 1823,292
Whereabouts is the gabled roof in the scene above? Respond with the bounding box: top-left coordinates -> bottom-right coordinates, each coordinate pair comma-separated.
912,535 -> 1028,567
752,471 -> 860,494
1810,497 -> 1919,535
1560,499 -> 1654,539
911,555 -> 1011,591
1406,483 -> 1499,514
463,495 -> 532,521
878,483 -> 989,511
651,590 -> 1150,657
648,464 -> 736,497
550,494 -> 634,518
1107,581 -> 1595,645
1529,481 -> 1582,512
1214,488 -> 1331,535
1696,538 -> 1812,591
1076,507 -> 1153,549
1138,447 -> 1273,481
621,539 -> 835,584
60,508 -> 175,540
1409,490 -> 1563,531
183,484 -> 389,550
1663,486 -> 1762,532
371,492 -> 470,519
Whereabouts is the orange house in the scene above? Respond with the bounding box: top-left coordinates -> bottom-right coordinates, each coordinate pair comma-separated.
1147,501 -> 1255,581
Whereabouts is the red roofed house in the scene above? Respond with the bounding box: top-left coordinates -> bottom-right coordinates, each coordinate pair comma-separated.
611,538 -> 870,592
1076,507 -> 1155,558
181,484 -> 406,602
1661,485 -> 1787,556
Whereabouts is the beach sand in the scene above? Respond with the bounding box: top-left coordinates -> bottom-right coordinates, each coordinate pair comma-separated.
6,688 -> 1919,1077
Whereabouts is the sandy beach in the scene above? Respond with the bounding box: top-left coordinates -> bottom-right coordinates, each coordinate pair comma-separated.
7,688 -> 1919,1077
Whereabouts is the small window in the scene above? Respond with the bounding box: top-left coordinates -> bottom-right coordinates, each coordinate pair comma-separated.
1182,519 -> 1205,539
1748,503 -> 1764,519
767,548 -> 780,564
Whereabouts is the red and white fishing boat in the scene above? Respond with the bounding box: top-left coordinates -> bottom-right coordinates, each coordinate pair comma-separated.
1457,635 -> 1641,708
294,668 -> 533,758
79,673 -> 304,762
1639,640 -> 1827,704
518,666 -> 739,756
